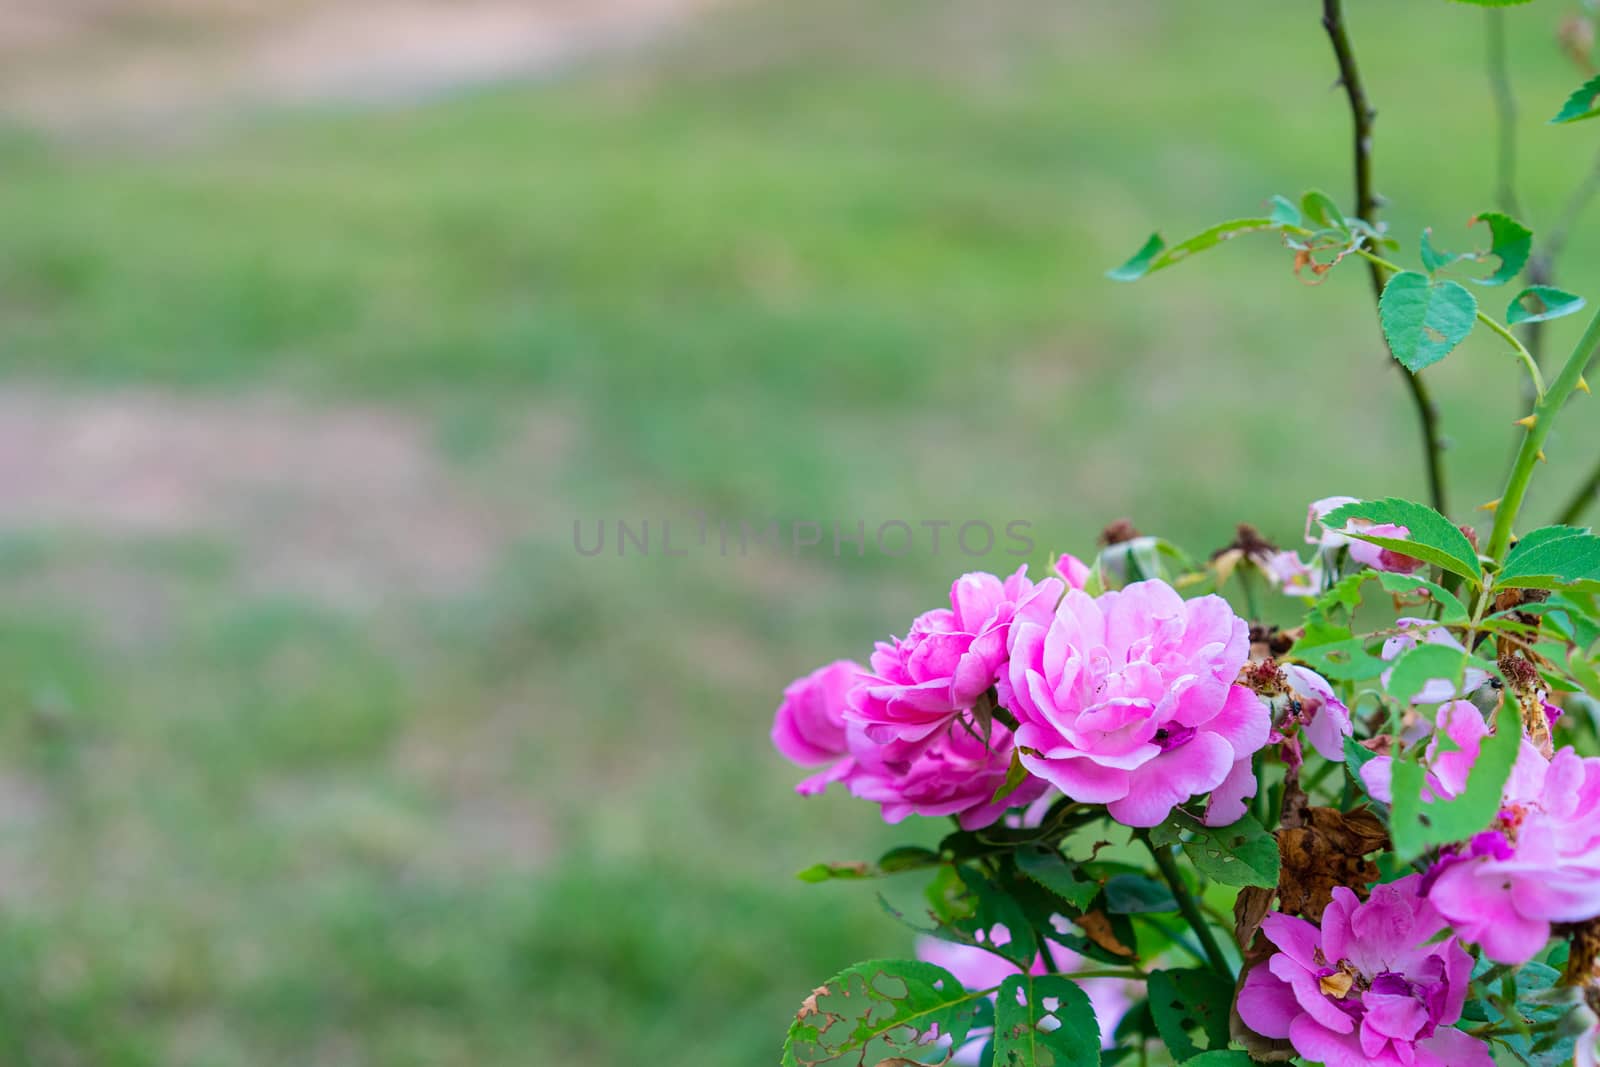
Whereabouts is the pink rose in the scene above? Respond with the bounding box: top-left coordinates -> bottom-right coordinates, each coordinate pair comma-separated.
1004,579 -> 1270,827
848,567 -> 1063,746
770,659 -> 864,795
1425,744 -> 1600,964
845,720 -> 1047,830
1053,553 -> 1091,590
771,659 -> 1045,829
1237,876 -> 1491,1067
1282,664 -> 1353,762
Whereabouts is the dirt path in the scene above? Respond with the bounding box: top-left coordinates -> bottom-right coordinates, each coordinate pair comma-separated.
0,0 -> 732,131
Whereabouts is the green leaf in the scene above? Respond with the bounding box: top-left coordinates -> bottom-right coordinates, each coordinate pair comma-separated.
1323,497 -> 1484,583
1552,74 -> 1600,124
1267,195 -> 1301,227
991,748 -> 1032,805
1290,621 -> 1388,682
1299,190 -> 1349,231
1468,212 -> 1533,286
1507,286 -> 1586,325
1385,643 -> 1476,704
1015,847 -> 1102,912
1499,528 -> 1600,592
1152,810 -> 1279,888
993,974 -> 1102,1067
1375,571 -> 1469,621
782,959 -> 988,1067
1107,233 -> 1164,282
1379,272 -> 1478,371
797,861 -> 877,883
1182,1055 -> 1254,1067
879,846 -> 943,873
1389,700 -> 1522,862
1419,227 -> 1458,274
1146,968 -> 1233,1062
1106,218 -> 1283,282
1103,874 -> 1177,914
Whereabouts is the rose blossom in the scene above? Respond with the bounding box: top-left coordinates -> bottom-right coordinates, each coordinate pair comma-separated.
1379,619 -> 1488,706
771,659 -> 864,794
1004,579 -> 1270,827
916,927 -> 1132,1058
1282,664 -> 1353,762
1053,553 -> 1091,590
848,567 -> 1063,746
770,658 -> 1044,829
1236,876 -> 1491,1067
1425,743 -> 1600,964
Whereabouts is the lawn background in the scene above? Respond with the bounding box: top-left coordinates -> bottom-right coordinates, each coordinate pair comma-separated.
0,0 -> 1597,1063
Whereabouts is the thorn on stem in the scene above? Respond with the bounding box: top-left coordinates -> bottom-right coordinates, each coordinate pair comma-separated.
1480,498 -> 1502,512
1514,414 -> 1539,429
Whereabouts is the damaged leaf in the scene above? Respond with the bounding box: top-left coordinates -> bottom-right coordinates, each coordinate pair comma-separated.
782,959 -> 987,1067
993,973 -> 1102,1067
1378,271 -> 1478,373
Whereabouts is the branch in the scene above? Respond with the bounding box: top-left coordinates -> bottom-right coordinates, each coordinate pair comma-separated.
1322,0 -> 1449,516
1136,829 -> 1234,978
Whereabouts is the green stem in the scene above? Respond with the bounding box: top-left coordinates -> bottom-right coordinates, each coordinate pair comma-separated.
1136,829 -> 1233,978
1487,305 -> 1600,560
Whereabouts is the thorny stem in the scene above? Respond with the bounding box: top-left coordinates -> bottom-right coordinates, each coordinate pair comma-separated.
1488,304 -> 1600,560
1136,829 -> 1233,978
1322,0 -> 1449,516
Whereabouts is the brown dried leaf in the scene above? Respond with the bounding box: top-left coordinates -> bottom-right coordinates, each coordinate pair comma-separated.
1277,806 -> 1388,921
1076,909 -> 1136,958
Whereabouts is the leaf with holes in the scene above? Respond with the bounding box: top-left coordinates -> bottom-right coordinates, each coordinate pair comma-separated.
1323,498 -> 1484,583
1147,968 -> 1233,1062
1499,528 -> 1600,593
781,959 -> 988,1067
1389,700 -> 1522,862
1379,272 -> 1477,371
1151,810 -> 1279,888
1385,643 -> 1481,704
1467,212 -> 1533,285
993,974 -> 1102,1067
1375,571 -> 1469,621
1507,286 -> 1586,325
1290,620 -> 1388,681
1553,74 -> 1600,124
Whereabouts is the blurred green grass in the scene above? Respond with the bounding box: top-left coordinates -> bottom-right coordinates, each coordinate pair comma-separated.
1,0 -> 1598,1063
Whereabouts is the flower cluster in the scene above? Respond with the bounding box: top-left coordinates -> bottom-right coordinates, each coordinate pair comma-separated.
1238,876 -> 1491,1067
773,562 -> 1275,829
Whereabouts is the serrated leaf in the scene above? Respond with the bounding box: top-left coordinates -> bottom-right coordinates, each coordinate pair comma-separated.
1106,218 -> 1282,282
1290,622 -> 1388,682
1507,286 -> 1586,325
1499,529 -> 1600,592
1015,847 -> 1101,911
1553,74 -> 1600,124
1103,873 -> 1177,914
1385,643 -> 1476,704
1389,699 -> 1521,862
1379,272 -> 1478,371
1323,498 -> 1483,583
1146,968 -> 1232,1062
1375,571 -> 1469,621
782,959 -> 989,1067
1153,810 -> 1279,888
1469,212 -> 1533,286
994,974 -> 1102,1067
